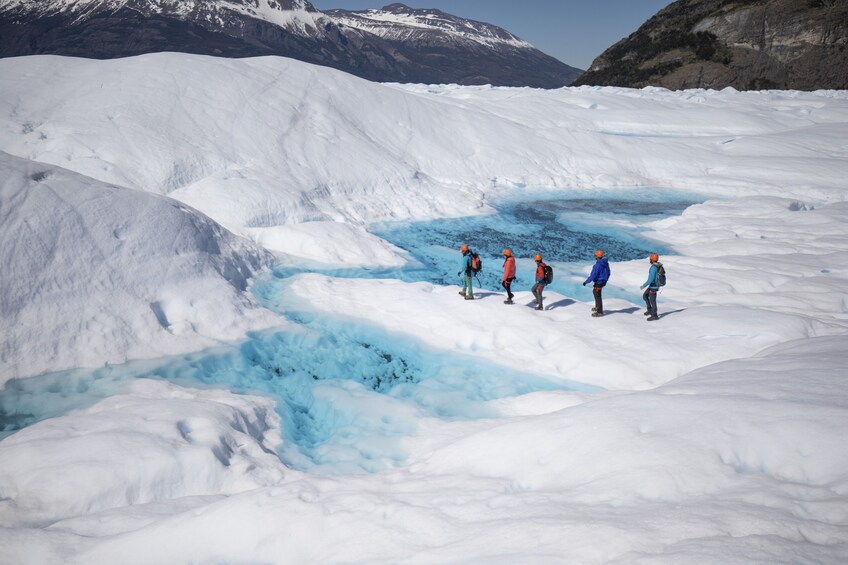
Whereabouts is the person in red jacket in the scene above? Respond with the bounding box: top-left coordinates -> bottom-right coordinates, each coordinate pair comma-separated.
502,248 -> 516,304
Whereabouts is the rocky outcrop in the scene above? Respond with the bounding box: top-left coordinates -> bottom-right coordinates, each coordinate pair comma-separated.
573,0 -> 848,90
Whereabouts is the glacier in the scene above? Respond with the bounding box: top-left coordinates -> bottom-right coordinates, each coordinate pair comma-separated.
1,53 -> 848,563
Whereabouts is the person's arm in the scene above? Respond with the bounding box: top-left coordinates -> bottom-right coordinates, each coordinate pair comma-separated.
641,266 -> 657,288
584,261 -> 600,285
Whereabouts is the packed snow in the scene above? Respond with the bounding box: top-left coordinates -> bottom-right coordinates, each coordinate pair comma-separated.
1,53 -> 847,563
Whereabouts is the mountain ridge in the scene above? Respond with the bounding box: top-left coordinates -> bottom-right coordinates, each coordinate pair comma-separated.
0,0 -> 582,87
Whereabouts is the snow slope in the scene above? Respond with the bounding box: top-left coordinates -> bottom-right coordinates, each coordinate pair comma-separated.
1,337 -> 846,563
2,55 -> 846,238
0,151 -> 279,381
1,53 -> 847,563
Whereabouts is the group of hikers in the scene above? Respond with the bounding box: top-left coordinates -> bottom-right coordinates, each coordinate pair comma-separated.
458,244 -> 664,321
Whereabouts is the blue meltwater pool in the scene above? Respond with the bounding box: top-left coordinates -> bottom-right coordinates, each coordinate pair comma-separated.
0,190 -> 699,473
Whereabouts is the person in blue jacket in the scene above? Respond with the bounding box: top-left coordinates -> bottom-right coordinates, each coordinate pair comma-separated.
457,244 -> 474,300
583,249 -> 611,317
639,253 -> 661,321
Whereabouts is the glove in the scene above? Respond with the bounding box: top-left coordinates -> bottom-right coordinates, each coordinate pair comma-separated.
640,285 -> 645,290
582,282 -> 588,286
457,272 -> 461,277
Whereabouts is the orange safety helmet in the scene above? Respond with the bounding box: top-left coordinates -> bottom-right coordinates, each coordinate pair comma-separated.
503,248 -> 513,257
460,244 -> 469,252
594,249 -> 605,259
534,254 -> 542,262
649,253 -> 659,262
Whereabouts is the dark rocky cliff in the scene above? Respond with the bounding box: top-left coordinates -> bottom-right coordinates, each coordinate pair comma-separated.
573,0 -> 847,90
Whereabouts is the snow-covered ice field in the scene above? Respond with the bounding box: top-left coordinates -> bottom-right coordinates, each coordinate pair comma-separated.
1,54 -> 848,563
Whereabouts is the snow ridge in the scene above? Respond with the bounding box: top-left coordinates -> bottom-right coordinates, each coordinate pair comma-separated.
0,151 -> 279,381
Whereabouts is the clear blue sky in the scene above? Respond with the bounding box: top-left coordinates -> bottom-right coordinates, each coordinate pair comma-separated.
309,0 -> 675,70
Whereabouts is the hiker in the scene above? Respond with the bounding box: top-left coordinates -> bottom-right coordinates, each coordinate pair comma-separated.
531,253 -> 546,310
457,244 -> 474,300
639,253 -> 661,321
502,248 -> 516,304
583,249 -> 610,317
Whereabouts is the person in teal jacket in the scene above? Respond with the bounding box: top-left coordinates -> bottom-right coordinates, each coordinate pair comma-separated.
457,244 -> 474,300
639,253 -> 661,321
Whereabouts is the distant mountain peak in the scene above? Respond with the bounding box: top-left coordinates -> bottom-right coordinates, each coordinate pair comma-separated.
0,0 -> 582,87
327,3 -> 533,50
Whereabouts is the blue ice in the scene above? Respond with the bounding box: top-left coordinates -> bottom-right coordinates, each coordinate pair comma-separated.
371,189 -> 700,300
0,190 -> 696,474
0,317 -> 594,473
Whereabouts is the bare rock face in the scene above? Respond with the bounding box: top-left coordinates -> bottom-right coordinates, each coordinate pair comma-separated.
573,0 -> 848,90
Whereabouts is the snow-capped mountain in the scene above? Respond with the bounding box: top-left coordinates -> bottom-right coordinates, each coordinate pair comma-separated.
0,0 -> 581,87
0,0 -> 324,33
327,3 -> 532,50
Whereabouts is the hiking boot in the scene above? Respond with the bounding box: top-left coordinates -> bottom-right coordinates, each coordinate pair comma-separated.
458,291 -> 466,297
535,305 -> 543,311
504,299 -> 514,304
464,295 -> 475,300
647,315 -> 659,321
643,310 -> 652,316
592,311 -> 604,317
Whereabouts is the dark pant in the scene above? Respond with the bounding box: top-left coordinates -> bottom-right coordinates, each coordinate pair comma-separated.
593,281 -> 606,313
532,282 -> 545,307
643,287 -> 658,316
502,277 -> 515,300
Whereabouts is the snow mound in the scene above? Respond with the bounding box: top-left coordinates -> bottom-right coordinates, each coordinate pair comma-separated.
0,152 -> 280,382
0,379 -> 286,528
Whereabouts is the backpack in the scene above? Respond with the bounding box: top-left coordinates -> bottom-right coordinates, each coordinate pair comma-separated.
543,264 -> 554,284
656,262 -> 666,286
470,251 -> 482,274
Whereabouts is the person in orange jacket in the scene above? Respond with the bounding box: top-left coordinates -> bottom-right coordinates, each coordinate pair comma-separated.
531,253 -> 547,311
502,248 -> 516,304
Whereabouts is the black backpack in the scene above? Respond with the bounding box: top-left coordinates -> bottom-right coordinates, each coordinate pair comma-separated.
656,262 -> 666,286
543,264 -> 554,284
470,251 -> 482,274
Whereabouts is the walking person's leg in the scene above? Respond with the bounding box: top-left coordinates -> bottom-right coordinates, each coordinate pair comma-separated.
533,283 -> 544,310
502,279 -> 514,303
593,282 -> 604,315
647,290 -> 658,320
